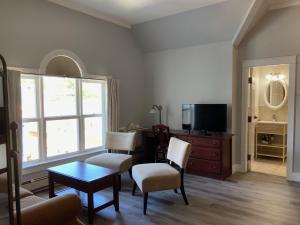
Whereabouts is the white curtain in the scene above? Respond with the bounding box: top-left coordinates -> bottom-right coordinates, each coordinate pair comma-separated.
107,79 -> 120,132
7,70 -> 22,178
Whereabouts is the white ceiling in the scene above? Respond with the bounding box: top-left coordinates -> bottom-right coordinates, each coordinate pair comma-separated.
48,0 -> 229,28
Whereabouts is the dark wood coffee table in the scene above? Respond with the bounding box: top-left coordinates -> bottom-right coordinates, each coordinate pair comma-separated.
48,161 -> 119,224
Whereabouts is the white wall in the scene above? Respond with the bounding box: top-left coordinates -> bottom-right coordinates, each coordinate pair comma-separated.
0,0 -> 145,127
239,6 -> 300,172
145,41 -> 233,130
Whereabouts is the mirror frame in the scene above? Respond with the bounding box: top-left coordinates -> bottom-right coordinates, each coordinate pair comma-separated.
264,80 -> 288,110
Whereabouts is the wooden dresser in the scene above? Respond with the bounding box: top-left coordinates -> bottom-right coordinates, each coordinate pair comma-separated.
142,130 -> 233,180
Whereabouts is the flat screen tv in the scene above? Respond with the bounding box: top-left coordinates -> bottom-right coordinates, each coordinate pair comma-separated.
182,104 -> 227,133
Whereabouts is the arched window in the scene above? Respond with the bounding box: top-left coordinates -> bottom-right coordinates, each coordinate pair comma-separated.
21,50 -> 106,164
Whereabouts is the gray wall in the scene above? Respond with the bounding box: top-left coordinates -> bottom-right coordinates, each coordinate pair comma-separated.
239,6 -> 300,172
0,0 -> 145,127
133,0 -> 251,53
144,41 -> 233,130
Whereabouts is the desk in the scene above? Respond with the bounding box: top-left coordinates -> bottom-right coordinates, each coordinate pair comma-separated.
142,129 -> 233,180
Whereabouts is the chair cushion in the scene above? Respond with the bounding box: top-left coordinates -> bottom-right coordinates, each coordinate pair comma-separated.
85,153 -> 132,173
132,163 -> 180,193
20,195 -> 45,209
19,187 -> 33,199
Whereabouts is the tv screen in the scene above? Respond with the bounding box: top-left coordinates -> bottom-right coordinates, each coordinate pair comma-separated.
182,104 -> 227,133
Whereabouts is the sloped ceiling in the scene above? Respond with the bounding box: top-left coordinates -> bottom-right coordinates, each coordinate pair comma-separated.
132,0 -> 253,53
48,0 -> 229,28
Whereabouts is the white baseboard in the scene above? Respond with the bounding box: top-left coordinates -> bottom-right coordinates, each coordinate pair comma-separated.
232,164 -> 243,174
287,172 -> 300,182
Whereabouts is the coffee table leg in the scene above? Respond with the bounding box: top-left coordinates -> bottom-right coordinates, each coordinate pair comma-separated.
88,192 -> 94,224
48,173 -> 55,198
113,174 -> 119,212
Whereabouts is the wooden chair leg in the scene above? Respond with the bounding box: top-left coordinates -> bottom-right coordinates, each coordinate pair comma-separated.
128,168 -> 133,179
180,169 -> 189,205
118,174 -> 122,191
174,189 -> 178,194
180,184 -> 188,205
144,192 -> 148,215
132,182 -> 137,196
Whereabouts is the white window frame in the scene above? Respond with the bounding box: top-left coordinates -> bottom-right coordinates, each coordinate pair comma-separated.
21,74 -> 107,167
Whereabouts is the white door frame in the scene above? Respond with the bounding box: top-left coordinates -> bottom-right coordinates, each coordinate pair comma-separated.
241,56 -> 296,180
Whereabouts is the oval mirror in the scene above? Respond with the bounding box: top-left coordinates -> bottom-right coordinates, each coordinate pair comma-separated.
264,80 -> 288,110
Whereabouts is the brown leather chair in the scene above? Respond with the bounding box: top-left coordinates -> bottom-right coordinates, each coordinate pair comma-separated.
152,124 -> 170,162
0,174 -> 84,225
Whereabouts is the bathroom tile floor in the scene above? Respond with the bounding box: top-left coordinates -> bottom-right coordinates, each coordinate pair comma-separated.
251,157 -> 286,177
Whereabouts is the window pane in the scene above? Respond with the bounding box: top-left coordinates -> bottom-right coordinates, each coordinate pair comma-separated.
22,122 -> 39,162
44,77 -> 76,116
46,119 -> 78,157
82,82 -> 102,115
21,78 -> 37,118
85,117 -> 102,149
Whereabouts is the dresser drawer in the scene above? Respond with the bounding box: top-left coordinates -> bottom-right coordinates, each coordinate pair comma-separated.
188,137 -> 221,147
191,147 -> 220,161
187,158 -> 220,174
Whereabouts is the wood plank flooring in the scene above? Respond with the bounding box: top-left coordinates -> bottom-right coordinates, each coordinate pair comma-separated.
39,172 -> 300,225
251,158 -> 286,177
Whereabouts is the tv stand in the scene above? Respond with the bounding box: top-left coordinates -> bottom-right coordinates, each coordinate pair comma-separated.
142,129 -> 233,180
201,130 -> 212,136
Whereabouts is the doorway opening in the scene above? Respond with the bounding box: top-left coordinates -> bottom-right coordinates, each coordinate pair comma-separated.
248,64 -> 289,177
241,56 -> 296,179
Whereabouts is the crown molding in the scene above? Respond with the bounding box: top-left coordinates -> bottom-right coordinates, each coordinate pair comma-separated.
269,0 -> 300,10
48,0 -> 132,29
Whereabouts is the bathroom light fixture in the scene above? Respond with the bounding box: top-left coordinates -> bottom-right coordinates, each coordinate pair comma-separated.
265,73 -> 285,81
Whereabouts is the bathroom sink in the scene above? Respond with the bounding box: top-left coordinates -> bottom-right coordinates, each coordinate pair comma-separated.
256,120 -> 287,124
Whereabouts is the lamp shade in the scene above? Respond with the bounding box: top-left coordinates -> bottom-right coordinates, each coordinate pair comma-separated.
149,108 -> 157,114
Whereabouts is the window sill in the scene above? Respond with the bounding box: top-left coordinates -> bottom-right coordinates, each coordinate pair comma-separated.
22,148 -> 106,175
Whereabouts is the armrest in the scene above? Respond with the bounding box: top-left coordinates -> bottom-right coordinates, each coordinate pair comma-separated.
21,194 -> 82,225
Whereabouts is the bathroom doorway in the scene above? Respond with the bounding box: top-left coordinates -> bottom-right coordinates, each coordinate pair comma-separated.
248,64 -> 289,176
241,57 -> 296,179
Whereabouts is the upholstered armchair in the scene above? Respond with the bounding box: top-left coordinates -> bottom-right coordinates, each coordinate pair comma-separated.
132,137 -> 192,214
0,174 -> 84,225
85,131 -> 136,190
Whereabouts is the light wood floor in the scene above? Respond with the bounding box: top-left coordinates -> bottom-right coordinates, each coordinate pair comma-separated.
251,158 -> 287,177
39,172 -> 300,225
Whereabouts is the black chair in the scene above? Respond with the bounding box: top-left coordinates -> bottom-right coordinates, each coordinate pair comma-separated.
152,124 -> 170,162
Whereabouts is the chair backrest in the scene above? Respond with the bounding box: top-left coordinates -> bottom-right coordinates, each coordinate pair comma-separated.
152,124 -> 170,148
167,137 -> 191,169
105,132 -> 136,152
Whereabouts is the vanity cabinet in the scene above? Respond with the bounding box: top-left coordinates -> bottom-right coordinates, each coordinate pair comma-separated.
255,122 -> 287,163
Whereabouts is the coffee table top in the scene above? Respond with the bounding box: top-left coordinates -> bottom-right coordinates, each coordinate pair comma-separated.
48,161 -> 117,183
